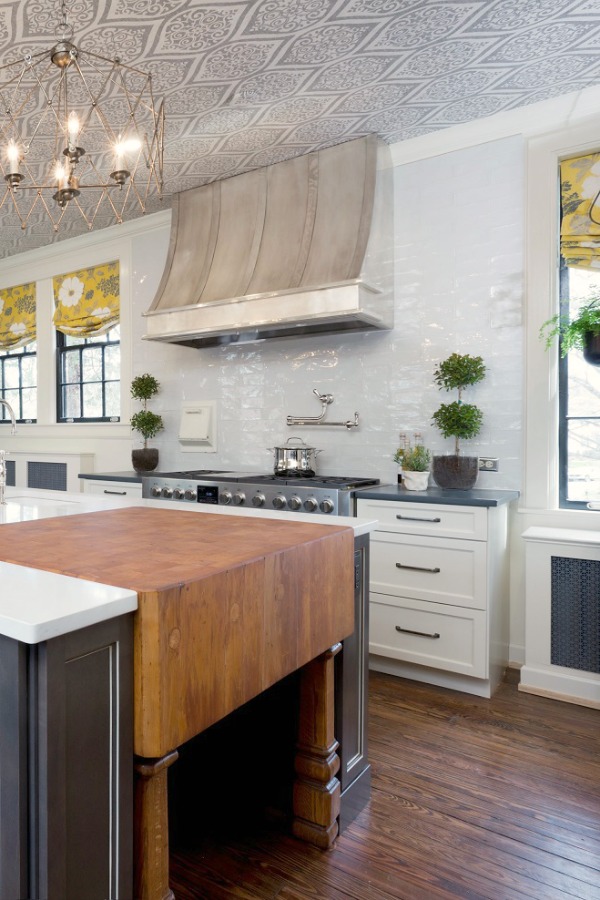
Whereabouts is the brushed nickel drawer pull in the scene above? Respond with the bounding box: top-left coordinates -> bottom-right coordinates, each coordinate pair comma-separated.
103,489 -> 127,495
396,562 -> 441,573
396,514 -> 441,523
395,625 -> 441,639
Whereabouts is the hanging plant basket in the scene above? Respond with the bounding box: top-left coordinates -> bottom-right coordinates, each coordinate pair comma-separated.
583,331 -> 600,365
432,455 -> 479,490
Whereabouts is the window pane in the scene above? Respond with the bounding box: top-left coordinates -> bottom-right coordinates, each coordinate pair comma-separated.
20,355 -> 36,387
63,349 -> 81,384
82,382 -> 103,418
63,384 -> 81,418
566,419 -> 600,502
104,344 -> 120,381
82,348 -> 103,383
21,388 -> 36,420
2,389 -> 19,417
105,381 -> 120,418
3,359 -> 20,389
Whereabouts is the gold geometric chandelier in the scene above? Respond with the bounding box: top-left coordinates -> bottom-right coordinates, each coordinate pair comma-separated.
0,1 -> 164,233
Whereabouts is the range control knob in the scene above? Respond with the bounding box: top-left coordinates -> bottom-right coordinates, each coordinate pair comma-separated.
184,489 -> 197,501
303,497 -> 318,512
252,493 -> 266,508
162,487 -> 173,499
272,494 -> 286,510
289,495 -> 302,510
320,498 -> 335,514
151,486 -> 162,497
219,490 -> 233,505
172,488 -> 184,501
233,492 -> 245,506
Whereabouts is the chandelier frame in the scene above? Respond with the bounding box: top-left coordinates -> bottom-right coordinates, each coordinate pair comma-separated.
0,7 -> 164,234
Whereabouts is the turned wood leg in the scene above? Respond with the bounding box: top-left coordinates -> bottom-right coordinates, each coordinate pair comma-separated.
134,750 -> 179,900
292,643 -> 342,849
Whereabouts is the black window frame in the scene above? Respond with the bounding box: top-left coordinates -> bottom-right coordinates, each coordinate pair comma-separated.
558,260 -> 600,509
56,327 -> 121,423
0,340 -> 37,423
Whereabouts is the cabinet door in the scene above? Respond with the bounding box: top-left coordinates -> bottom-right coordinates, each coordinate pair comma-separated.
370,595 -> 487,677
369,532 -> 487,610
356,499 -> 487,540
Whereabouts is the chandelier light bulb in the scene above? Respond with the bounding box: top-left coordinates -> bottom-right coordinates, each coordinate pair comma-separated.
67,111 -> 80,148
55,163 -> 68,189
6,141 -> 20,175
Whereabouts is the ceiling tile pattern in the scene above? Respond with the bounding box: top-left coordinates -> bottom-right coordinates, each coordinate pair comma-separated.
0,0 -> 598,258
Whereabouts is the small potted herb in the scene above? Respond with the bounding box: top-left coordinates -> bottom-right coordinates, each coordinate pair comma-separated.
540,294 -> 600,363
394,441 -> 431,491
130,373 -> 164,473
431,353 -> 486,490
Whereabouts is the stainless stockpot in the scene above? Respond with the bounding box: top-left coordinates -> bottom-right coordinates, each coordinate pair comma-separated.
268,436 -> 322,476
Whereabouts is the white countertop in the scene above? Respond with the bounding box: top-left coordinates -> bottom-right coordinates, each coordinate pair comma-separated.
0,488 -> 377,644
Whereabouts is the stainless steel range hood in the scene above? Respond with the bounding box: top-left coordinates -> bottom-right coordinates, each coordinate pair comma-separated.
143,135 -> 393,348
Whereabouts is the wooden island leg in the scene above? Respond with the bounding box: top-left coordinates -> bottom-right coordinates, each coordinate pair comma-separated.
292,643 -> 342,849
134,750 -> 179,900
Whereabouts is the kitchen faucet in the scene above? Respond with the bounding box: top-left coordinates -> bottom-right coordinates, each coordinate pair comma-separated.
0,398 -> 17,505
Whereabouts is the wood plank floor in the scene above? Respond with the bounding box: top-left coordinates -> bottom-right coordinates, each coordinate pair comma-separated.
169,671 -> 600,900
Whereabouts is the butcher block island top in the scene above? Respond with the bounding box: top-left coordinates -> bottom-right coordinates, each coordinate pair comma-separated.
0,504 -> 355,757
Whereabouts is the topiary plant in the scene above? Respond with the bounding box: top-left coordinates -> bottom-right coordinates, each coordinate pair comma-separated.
431,353 -> 486,456
130,373 -> 164,448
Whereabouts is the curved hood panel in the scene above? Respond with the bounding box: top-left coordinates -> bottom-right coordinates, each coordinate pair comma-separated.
144,135 -> 394,348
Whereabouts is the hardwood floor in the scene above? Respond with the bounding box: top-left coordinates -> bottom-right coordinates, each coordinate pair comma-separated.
169,671 -> 600,900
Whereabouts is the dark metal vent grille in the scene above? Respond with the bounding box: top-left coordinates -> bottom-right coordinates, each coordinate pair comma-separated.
27,461 -> 68,492
5,459 -> 15,486
551,555 -> 600,674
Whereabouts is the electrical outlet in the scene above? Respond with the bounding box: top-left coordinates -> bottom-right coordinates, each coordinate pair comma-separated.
479,457 -> 499,472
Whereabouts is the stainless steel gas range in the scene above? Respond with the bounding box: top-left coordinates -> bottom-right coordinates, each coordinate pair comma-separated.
142,470 -> 380,517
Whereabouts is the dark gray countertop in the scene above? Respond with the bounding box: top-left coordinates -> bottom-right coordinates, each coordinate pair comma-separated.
356,485 -> 520,507
79,471 -> 145,483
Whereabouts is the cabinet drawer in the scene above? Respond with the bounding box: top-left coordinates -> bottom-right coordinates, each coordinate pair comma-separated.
370,532 -> 487,610
356,499 -> 487,540
83,480 -> 142,498
370,595 -> 487,678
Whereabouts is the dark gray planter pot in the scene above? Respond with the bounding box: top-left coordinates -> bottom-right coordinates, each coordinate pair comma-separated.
132,448 -> 159,473
583,331 -> 600,365
432,455 -> 479,490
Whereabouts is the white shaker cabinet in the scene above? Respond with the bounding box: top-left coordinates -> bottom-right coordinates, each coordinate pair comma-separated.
357,489 -> 517,698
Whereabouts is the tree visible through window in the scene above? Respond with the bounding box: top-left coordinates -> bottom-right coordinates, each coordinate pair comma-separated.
0,341 -> 37,423
57,326 -> 120,422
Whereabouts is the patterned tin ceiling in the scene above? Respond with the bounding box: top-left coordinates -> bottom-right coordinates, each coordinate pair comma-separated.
0,0 -> 599,259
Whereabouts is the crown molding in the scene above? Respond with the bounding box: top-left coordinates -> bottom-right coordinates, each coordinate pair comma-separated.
389,84 -> 600,165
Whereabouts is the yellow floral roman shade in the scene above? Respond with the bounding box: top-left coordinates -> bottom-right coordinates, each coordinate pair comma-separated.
53,261 -> 119,337
560,152 -> 600,270
0,281 -> 36,349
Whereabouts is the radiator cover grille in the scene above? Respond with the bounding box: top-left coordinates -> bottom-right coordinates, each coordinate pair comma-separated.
551,555 -> 600,674
5,459 -> 15,486
27,461 -> 68,492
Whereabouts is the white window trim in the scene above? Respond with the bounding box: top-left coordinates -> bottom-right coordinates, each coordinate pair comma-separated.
525,122 -> 600,511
